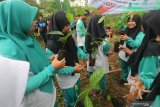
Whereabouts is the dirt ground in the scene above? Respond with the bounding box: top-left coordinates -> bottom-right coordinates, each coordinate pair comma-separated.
35,35 -> 130,107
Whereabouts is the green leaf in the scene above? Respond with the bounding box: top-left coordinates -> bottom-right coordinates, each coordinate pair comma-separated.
120,16 -> 125,19
92,82 -> 100,90
84,95 -> 93,107
66,31 -> 74,37
92,41 -> 99,45
74,85 -> 78,92
98,16 -> 105,24
85,32 -> 92,36
66,13 -> 74,22
78,87 -> 92,100
90,42 -> 94,45
48,31 -> 64,35
118,20 -> 122,24
89,69 -> 105,90
58,31 -> 74,45
107,95 -> 111,102
58,37 -> 66,44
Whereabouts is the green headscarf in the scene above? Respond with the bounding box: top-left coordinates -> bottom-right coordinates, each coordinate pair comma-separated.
0,0 -> 53,93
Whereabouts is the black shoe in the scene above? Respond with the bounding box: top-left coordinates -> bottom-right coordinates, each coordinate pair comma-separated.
119,79 -> 128,85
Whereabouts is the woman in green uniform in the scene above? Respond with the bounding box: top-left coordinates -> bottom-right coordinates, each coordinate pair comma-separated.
118,14 -> 145,84
85,15 -> 110,96
122,10 -> 160,107
47,11 -> 89,107
0,0 -> 67,107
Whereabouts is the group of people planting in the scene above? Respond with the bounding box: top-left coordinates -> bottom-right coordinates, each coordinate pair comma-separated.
0,0 -> 159,107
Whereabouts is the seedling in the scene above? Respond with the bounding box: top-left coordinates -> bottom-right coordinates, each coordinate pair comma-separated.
48,31 -> 74,60
74,69 -> 105,107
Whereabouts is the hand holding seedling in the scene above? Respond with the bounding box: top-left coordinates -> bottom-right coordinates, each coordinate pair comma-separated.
51,54 -> 66,70
74,64 -> 84,73
119,45 -> 125,49
124,76 -> 150,100
50,55 -> 55,61
120,34 -> 129,41
119,45 -> 133,55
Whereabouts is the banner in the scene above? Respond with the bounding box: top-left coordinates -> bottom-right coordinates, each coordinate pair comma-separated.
87,0 -> 160,14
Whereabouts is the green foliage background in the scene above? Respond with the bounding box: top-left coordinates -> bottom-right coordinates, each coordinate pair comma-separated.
24,0 -> 98,22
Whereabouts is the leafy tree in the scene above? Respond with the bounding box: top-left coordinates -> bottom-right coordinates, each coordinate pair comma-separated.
62,0 -> 72,13
54,0 -> 62,11
39,0 -> 58,18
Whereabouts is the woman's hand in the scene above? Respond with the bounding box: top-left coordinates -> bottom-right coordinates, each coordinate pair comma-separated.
51,54 -> 66,70
124,89 -> 138,104
119,45 -> 133,55
49,55 -> 55,61
121,34 -> 129,41
124,76 -> 150,100
74,64 -> 84,73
